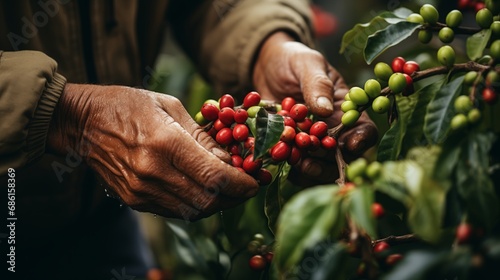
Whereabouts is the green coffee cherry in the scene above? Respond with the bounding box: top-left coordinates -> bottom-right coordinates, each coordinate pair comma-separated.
478,55 -> 493,65
476,8 -> 494,29
204,99 -> 220,108
388,73 -> 407,94
194,111 -> 209,125
464,71 -> 478,85
486,70 -> 500,85
490,40 -> 500,59
467,108 -> 482,123
348,87 -> 370,105
374,62 -> 393,81
364,79 -> 382,99
418,30 -> 433,44
247,106 -> 261,117
446,10 -> 463,28
346,158 -> 368,181
454,95 -> 473,114
372,96 -> 391,114
420,4 -> 439,25
341,110 -> 360,127
345,93 -> 351,101
439,27 -> 455,43
437,45 -> 456,68
341,101 -> 358,113
491,21 -> 500,36
366,161 -> 382,180
450,114 -> 468,130
407,13 -> 424,24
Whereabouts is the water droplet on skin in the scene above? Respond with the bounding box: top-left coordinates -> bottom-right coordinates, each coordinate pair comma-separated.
153,214 -> 157,218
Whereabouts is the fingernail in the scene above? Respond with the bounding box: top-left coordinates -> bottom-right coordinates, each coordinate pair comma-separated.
317,97 -> 333,112
305,161 -> 322,177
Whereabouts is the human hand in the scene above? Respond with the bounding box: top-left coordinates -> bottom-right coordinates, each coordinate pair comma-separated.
47,84 -> 258,220
253,32 -> 378,186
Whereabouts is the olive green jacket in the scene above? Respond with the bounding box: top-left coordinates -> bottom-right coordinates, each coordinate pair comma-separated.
0,0 -> 313,234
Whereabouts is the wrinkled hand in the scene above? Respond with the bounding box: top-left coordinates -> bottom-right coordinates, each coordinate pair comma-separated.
47,84 -> 258,220
253,32 -> 378,186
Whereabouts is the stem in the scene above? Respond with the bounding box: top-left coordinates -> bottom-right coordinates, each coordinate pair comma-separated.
335,147 -> 347,186
425,22 -> 481,35
372,234 -> 419,245
328,123 -> 345,138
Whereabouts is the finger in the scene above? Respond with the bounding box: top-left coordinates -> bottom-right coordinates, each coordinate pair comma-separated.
294,53 -> 335,117
291,157 -> 339,184
156,120 -> 259,198
337,113 -> 378,157
157,94 -> 232,164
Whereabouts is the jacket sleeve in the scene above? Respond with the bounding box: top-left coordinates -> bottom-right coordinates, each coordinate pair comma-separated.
0,50 -> 66,174
167,0 -> 314,95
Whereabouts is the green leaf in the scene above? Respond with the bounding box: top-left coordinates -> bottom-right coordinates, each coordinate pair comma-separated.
364,21 -> 421,64
340,9 -> 412,54
254,108 -> 284,159
264,163 -> 291,235
348,186 -> 376,238
166,222 -> 210,273
456,132 -> 499,229
383,251 -> 449,280
275,185 -> 341,273
309,243 -> 350,280
400,80 -> 444,155
377,120 -> 403,161
424,76 -> 465,144
466,29 -> 492,61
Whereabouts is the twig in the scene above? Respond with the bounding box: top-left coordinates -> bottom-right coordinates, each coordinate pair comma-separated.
372,234 -> 419,245
335,147 -> 347,186
424,22 -> 481,35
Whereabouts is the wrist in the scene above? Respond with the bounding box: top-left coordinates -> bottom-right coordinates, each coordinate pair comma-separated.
47,83 -> 93,156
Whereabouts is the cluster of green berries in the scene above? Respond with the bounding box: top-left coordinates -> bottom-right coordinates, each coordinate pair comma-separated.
195,91 -> 337,185
247,233 -> 273,271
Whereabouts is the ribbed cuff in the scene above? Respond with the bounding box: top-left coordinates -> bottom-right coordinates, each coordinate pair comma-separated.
25,73 -> 67,162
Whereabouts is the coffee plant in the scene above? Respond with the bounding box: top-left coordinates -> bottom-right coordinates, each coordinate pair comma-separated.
161,1 -> 500,279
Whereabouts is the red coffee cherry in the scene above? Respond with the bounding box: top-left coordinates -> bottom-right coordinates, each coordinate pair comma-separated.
244,137 -> 255,149
296,118 -> 313,132
207,127 -> 217,138
216,127 -> 234,146
402,73 -> 415,96
228,143 -> 241,155
321,136 -> 337,150
233,124 -> 249,142
391,56 -> 406,73
403,61 -> 420,75
249,255 -> 266,271
271,141 -> 292,162
283,116 -> 296,128
386,254 -> 403,266
373,241 -> 390,254
295,132 -> 312,149
231,155 -> 243,167
287,146 -> 302,165
372,202 -> 385,218
289,104 -> 308,122
243,154 -> 262,174
201,103 -> 219,121
264,252 -> 274,263
456,223 -> 473,244
218,107 -> 235,125
243,91 -> 261,108
257,168 -> 273,186
309,135 -> 321,151
213,119 -> 227,131
482,87 -> 498,104
277,110 -> 290,117
280,126 -> 296,143
234,108 -> 249,124
281,97 -> 297,112
219,94 -> 235,108
309,121 -> 328,138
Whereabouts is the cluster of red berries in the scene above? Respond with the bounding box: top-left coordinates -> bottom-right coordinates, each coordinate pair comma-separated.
458,0 -> 488,12
247,234 -> 273,271
387,56 -> 420,96
195,91 -> 337,185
